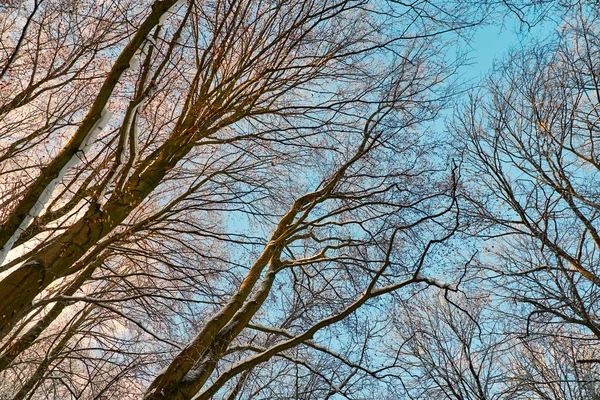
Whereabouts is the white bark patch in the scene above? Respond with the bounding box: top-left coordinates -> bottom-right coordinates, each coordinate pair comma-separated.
129,55 -> 140,70
97,194 -> 110,208
158,12 -> 169,25
129,48 -> 143,71
0,111 -> 113,265
158,0 -> 184,26
131,114 -> 139,160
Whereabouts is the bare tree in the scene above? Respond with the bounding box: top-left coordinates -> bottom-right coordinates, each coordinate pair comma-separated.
455,2 -> 600,398
0,0 -> 476,398
504,331 -> 600,400
391,289 -> 505,400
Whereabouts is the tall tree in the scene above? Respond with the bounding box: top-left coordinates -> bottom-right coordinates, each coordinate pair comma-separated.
0,0 -> 472,398
456,3 -> 600,398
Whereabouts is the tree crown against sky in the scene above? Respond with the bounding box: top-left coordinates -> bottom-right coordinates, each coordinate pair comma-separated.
1,0 -> 600,399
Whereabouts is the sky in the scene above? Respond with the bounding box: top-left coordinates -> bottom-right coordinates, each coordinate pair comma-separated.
465,13 -> 559,81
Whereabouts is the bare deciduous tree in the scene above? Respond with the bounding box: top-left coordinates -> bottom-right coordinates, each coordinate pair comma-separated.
0,0 -> 472,398
455,3 -> 600,398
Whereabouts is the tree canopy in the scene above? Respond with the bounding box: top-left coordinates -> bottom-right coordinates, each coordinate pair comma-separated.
0,0 -> 599,399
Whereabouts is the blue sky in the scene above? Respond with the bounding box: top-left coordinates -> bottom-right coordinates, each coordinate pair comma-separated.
466,14 -> 559,80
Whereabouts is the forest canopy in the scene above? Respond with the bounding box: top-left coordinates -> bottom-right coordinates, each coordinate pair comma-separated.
0,0 -> 599,399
